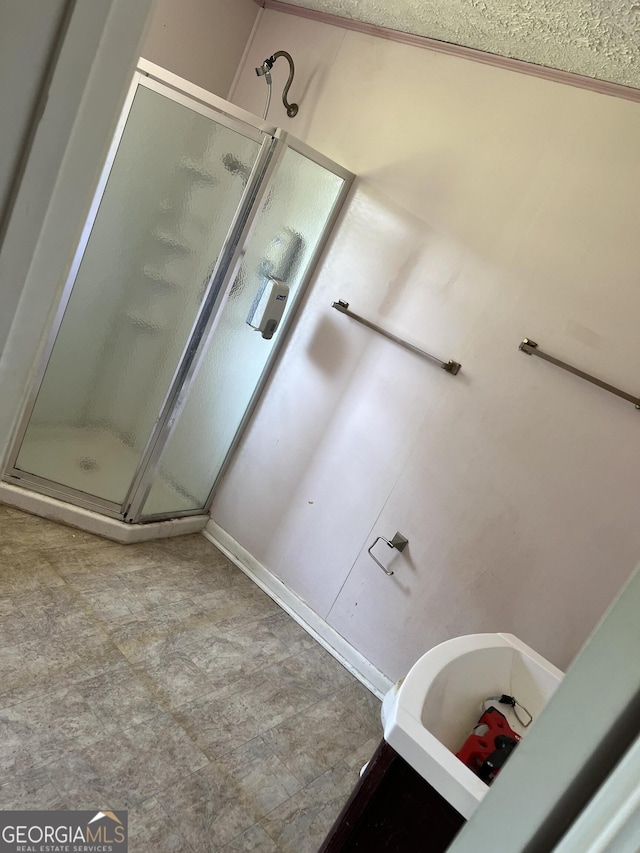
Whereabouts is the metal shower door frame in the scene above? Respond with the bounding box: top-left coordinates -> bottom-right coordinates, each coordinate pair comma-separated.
123,136 -> 288,519
126,64 -> 355,522
1,67 -> 283,519
198,138 -> 355,519
1,71 -> 144,518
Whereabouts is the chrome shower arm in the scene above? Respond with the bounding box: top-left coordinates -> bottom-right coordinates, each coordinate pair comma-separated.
255,50 -> 298,119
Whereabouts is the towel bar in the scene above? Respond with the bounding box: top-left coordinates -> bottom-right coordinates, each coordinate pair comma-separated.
332,300 -> 461,374
519,338 -> 640,409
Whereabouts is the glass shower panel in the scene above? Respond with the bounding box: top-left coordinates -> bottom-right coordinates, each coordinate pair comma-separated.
15,85 -> 261,506
141,147 -> 345,516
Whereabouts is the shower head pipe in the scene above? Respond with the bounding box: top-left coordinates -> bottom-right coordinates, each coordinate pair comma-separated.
255,50 -> 298,118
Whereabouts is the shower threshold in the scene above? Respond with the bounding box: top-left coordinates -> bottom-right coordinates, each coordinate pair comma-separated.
0,481 -> 207,544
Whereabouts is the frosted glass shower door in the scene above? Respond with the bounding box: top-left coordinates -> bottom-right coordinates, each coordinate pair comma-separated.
11,79 -> 264,509
141,146 -> 347,517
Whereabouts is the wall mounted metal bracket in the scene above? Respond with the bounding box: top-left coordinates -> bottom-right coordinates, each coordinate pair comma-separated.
368,531 -> 409,576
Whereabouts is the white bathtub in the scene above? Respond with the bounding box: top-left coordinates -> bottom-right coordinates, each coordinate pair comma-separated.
381,633 -> 564,819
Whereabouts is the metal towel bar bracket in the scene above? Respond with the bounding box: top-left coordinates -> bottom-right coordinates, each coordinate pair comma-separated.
332,300 -> 461,374
367,532 -> 409,576
519,338 -> 640,410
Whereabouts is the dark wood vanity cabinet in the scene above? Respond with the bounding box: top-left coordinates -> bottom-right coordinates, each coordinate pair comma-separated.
319,740 -> 466,852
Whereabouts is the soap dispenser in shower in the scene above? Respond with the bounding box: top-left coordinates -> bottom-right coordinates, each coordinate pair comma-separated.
245,226 -> 303,339
246,277 -> 290,339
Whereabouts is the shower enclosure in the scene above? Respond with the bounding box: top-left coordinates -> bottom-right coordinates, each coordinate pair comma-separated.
2,60 -> 352,524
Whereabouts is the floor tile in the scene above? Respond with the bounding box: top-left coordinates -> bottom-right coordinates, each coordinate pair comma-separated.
159,533 -> 229,562
0,509 -> 380,850
156,764 -> 254,851
190,584 -> 281,628
182,617 -> 293,687
260,761 -> 359,853
221,666 -> 319,737
0,512 -> 100,550
0,635 -> 92,698
173,700 -> 255,760
157,737 -> 300,851
41,540 -> 156,576
255,611 -> 319,656
335,681 -> 383,732
269,644 -> 359,703
221,738 -> 302,816
106,598 -> 208,654
46,751 -> 133,810
171,554 -> 250,591
73,659 -> 165,732
342,735 -> 381,774
12,585 -> 109,649
0,764 -> 66,810
74,584 -> 148,620
260,693 -> 380,786
111,564 -> 205,610
0,547 -> 65,594
0,647 -> 125,709
0,597 -> 34,644
127,636 -> 219,708
71,711 -> 209,807
0,681 -> 108,776
0,584 -> 118,693
220,823 -> 280,852
128,795 -> 195,853
0,596 -> 16,614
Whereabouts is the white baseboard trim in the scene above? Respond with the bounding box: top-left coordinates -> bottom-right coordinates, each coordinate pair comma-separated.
204,520 -> 393,700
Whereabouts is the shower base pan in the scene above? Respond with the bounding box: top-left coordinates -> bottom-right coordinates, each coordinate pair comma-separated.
0,482 -> 207,544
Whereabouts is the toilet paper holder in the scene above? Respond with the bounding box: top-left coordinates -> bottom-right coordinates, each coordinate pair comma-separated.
367,532 -> 408,576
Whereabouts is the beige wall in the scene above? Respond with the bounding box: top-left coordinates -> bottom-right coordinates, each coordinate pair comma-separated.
0,0 -> 70,353
211,10 -> 640,680
141,0 -> 259,96
0,0 -> 68,236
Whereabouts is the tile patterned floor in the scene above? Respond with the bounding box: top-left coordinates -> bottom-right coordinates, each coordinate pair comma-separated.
0,505 -> 382,852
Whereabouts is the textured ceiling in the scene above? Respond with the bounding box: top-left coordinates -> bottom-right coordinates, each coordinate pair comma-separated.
277,0 -> 640,89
